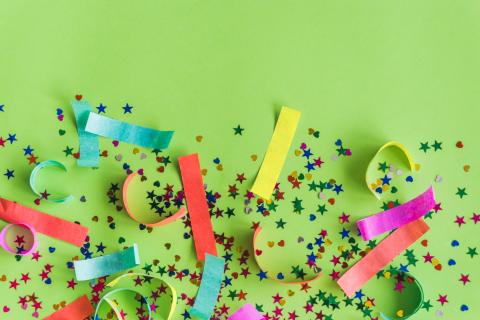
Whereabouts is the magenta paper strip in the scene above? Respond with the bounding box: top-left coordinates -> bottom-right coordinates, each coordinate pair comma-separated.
357,186 -> 435,241
228,304 -> 264,320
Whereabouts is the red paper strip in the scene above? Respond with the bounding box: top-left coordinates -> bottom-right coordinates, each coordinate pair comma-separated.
178,153 -> 217,260
337,218 -> 429,297
0,198 -> 88,247
43,295 -> 94,320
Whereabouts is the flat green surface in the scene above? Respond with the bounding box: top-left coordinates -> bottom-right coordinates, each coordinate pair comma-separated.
0,1 -> 479,319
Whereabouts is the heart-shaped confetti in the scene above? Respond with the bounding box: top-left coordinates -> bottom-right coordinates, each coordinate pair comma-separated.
267,241 -> 274,248
196,135 -> 203,142
48,247 -> 56,253
75,95 -> 82,101
250,154 -> 257,161
165,243 -> 171,250
0,275 -> 6,282
139,153 -> 147,160
118,237 -> 125,243
2,306 -> 9,313
277,240 -> 285,247
133,148 -> 140,154
463,165 -> 470,172
115,154 -> 122,161
456,141 -> 464,148
58,129 -> 66,136
112,140 -> 119,147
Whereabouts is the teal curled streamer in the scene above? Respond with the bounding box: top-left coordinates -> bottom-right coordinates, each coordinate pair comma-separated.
29,160 -> 74,203
190,254 -> 225,319
85,112 -> 174,149
71,99 -> 100,167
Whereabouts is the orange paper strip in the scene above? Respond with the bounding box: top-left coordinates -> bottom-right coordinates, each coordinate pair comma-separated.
122,173 -> 187,226
0,198 -> 88,247
43,295 -> 94,320
337,218 -> 429,297
178,154 -> 217,260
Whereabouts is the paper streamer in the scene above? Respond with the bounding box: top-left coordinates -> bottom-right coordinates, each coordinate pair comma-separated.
85,112 -> 174,149
71,99 -> 100,167
178,153 -> 217,261
378,273 -> 424,320
227,304 -> 264,320
94,272 -> 177,320
0,198 -> 88,247
43,295 -> 94,320
357,186 -> 436,241
337,219 -> 429,297
253,227 -> 322,284
122,173 -> 187,226
29,160 -> 74,203
74,244 -> 140,281
0,223 -> 38,255
251,106 -> 301,200
190,254 -> 225,320
366,141 -> 418,199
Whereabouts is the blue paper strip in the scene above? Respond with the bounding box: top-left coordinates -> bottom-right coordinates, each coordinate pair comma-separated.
29,160 -> 74,203
85,112 -> 174,149
190,254 -> 225,319
74,244 -> 140,281
71,100 -> 100,167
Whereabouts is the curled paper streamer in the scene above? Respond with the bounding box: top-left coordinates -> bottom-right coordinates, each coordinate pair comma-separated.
378,273 -> 424,320
253,226 -> 322,284
43,295 -> 94,320
122,173 -> 187,226
95,287 -> 151,320
227,304 -> 264,320
74,244 -> 140,281
190,254 -> 225,320
251,106 -> 301,200
366,141 -> 418,199
337,219 -> 429,297
29,160 -> 74,203
94,272 -> 177,320
71,98 -> 100,167
178,153 -> 217,261
0,197 -> 88,247
85,112 -> 174,149
0,223 -> 38,255
357,186 -> 436,241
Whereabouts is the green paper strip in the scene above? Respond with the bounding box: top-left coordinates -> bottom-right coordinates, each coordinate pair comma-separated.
379,273 -> 424,320
74,244 -> 140,281
71,99 -> 100,167
96,272 -> 178,320
94,287 -> 151,320
190,254 -> 225,319
29,160 -> 74,203
85,112 -> 174,149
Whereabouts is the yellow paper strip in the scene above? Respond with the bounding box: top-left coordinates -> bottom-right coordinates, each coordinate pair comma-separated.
365,141 -> 419,199
251,106 -> 301,199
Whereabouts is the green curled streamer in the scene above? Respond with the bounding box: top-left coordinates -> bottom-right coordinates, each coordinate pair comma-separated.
29,160 -> 74,203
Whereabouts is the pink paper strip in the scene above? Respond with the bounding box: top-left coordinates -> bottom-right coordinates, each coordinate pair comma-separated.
0,223 -> 38,255
0,198 -> 88,247
228,304 -> 264,320
357,186 -> 435,241
337,218 -> 429,297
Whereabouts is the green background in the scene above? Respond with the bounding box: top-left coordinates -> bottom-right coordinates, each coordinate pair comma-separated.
0,1 -> 479,319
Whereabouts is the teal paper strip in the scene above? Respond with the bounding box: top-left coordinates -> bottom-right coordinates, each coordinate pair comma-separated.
190,254 -> 225,319
74,244 -> 140,281
29,160 -> 74,203
85,112 -> 174,149
71,100 -> 100,167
